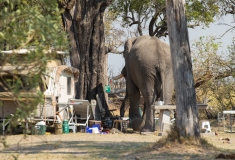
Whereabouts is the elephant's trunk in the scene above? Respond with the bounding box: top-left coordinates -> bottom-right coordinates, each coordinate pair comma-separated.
112,74 -> 124,80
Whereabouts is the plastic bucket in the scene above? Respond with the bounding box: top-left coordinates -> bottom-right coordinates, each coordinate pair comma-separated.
92,127 -> 99,134
156,101 -> 164,105
86,127 -> 92,133
92,124 -> 101,130
63,120 -> 68,124
34,125 -> 46,135
62,123 -> 69,133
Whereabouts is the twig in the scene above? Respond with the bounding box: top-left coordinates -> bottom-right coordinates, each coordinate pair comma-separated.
216,24 -> 235,39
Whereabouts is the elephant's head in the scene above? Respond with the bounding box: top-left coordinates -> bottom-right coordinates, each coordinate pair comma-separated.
112,37 -> 137,80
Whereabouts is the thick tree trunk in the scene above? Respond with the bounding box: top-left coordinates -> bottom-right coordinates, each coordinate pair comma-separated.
61,0 -> 112,116
166,0 -> 200,139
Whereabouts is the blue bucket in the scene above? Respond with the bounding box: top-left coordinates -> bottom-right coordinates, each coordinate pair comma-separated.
92,124 -> 101,130
86,127 -> 92,133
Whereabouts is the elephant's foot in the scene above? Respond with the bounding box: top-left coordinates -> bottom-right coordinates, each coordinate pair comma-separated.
131,118 -> 143,131
140,127 -> 154,133
140,131 -> 154,135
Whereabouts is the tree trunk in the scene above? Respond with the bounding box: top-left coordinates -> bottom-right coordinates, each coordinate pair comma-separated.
61,0 -> 112,116
166,0 -> 200,139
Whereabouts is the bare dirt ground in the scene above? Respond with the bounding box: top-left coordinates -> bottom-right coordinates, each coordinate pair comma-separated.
0,123 -> 234,160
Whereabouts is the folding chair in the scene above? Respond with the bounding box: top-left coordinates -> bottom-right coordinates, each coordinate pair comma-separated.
67,99 -> 92,133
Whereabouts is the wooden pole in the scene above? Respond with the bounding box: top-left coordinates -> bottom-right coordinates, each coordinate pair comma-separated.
44,95 -> 46,122
2,101 -> 4,135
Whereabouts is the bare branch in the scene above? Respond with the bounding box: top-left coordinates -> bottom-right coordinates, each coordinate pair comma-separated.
217,22 -> 234,28
126,16 -> 134,21
194,68 -> 235,88
129,21 -> 140,26
149,13 -> 158,36
216,25 -> 235,39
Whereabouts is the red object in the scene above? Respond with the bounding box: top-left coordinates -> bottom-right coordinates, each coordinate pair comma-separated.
109,79 -> 113,85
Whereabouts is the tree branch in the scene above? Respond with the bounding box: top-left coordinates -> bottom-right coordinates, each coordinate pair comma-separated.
216,25 -> 235,39
129,21 -> 140,26
194,68 -> 235,88
149,14 -> 158,36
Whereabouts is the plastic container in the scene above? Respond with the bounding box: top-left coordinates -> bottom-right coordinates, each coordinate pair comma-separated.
156,101 -> 164,105
34,121 -> 46,135
63,120 -> 69,124
36,121 -> 46,125
86,127 -> 92,133
92,127 -> 99,134
92,124 -> 101,130
62,120 -> 69,133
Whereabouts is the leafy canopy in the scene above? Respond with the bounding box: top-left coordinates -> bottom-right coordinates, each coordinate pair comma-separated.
0,0 -> 68,50
192,36 -> 235,112
109,0 -> 220,37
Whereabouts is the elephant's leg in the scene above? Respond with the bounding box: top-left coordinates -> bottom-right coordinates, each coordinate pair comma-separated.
142,102 -> 146,118
139,82 -> 156,132
120,94 -> 128,117
127,79 -> 141,131
128,85 -> 141,120
140,95 -> 155,132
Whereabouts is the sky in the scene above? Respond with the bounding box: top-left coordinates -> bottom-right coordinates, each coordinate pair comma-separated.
108,15 -> 234,76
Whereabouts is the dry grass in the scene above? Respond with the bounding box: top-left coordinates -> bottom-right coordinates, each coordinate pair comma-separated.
0,133 -> 160,160
0,120 -> 234,160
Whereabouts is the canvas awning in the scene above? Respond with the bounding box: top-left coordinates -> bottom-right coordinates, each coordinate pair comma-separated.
55,65 -> 79,82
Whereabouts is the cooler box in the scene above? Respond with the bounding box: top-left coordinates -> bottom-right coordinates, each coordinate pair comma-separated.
34,121 -> 46,135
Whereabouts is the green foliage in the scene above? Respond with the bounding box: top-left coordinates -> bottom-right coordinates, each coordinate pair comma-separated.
186,0 -> 220,27
208,79 -> 235,111
0,0 -> 68,133
109,0 -> 221,37
109,0 -> 160,27
0,0 -> 68,50
192,37 -> 235,112
104,11 -> 126,54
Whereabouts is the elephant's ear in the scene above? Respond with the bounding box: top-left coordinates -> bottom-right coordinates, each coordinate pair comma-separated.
124,37 -> 137,58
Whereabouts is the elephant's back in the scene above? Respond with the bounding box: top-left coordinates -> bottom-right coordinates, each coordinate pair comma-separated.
132,36 -> 170,57
127,36 -> 171,85
129,36 -> 171,68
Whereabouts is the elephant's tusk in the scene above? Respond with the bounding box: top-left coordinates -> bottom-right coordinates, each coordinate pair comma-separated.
112,74 -> 124,80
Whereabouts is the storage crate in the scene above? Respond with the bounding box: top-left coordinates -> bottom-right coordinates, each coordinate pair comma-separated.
88,120 -> 102,128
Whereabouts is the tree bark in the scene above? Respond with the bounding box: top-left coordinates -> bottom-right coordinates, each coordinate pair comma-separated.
166,0 -> 200,139
61,0 -> 112,116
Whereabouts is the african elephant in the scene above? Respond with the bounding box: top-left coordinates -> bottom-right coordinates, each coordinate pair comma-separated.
113,65 -> 162,118
114,35 -> 174,133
